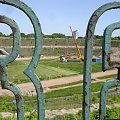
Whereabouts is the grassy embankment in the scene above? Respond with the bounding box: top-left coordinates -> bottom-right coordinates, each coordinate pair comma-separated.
1,37 -> 119,57
8,59 -> 101,84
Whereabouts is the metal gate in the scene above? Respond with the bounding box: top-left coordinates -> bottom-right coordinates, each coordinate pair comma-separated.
83,2 -> 120,120
0,0 -> 120,120
0,0 -> 44,120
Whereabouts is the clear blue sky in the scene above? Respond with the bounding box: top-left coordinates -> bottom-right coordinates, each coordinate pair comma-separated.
0,0 -> 120,36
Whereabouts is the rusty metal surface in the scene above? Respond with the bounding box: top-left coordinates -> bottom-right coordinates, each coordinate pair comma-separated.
99,80 -> 120,120
102,21 -> 120,71
0,15 -> 24,120
83,2 -> 120,120
0,0 -> 44,120
118,68 -> 120,80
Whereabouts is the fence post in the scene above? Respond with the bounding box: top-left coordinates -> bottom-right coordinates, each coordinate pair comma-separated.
0,0 -> 45,119
83,2 -> 120,120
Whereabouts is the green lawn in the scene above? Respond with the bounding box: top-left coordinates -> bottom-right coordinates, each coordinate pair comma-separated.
0,82 -> 120,112
49,81 -> 83,89
45,82 -> 104,99
8,59 -> 102,84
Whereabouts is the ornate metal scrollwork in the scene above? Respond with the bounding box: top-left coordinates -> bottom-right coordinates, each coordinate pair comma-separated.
0,15 -> 24,120
0,0 -> 44,120
83,2 -> 120,120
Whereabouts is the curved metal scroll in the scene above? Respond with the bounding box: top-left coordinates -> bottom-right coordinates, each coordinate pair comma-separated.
102,21 -> 120,71
0,0 -> 45,119
99,21 -> 120,120
83,2 -> 120,120
0,15 -> 24,120
99,80 -> 120,120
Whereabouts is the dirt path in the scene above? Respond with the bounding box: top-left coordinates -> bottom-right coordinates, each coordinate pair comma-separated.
16,56 -> 59,61
0,69 -> 117,96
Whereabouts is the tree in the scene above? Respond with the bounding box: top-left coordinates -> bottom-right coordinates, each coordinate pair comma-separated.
0,32 -> 5,37
21,33 -> 26,38
26,33 -> 34,38
95,35 -> 103,39
51,33 -> 66,38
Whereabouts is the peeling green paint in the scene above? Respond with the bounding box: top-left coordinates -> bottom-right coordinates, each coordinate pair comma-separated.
0,0 -> 44,120
99,80 -> 120,120
83,2 -> 120,120
0,15 -> 24,120
102,22 -> 120,71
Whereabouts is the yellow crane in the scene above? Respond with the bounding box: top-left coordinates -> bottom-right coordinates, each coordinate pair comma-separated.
59,27 -> 84,62
70,26 -> 84,61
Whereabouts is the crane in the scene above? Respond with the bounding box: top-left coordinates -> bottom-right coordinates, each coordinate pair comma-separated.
59,27 -> 84,62
70,26 -> 84,61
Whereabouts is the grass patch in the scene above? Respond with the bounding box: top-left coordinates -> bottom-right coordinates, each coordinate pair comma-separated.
7,59 -> 102,84
36,64 -> 78,80
49,81 -> 83,89
97,74 -> 117,80
0,82 -> 104,112
49,79 -> 96,89
40,59 -> 102,73
45,82 -> 104,99
53,107 -> 120,120
0,82 -> 120,111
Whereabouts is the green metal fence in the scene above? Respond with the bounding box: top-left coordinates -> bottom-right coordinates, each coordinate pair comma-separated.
83,2 -> 120,120
0,0 -> 44,120
0,1 -> 120,120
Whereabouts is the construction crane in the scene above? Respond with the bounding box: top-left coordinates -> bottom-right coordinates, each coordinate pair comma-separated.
60,26 -> 102,62
59,27 -> 84,62
70,26 -> 84,61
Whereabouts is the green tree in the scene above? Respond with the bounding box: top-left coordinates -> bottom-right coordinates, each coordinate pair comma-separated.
95,35 -> 103,39
0,32 -> 5,37
21,33 -> 26,38
26,33 -> 34,38
52,33 -> 66,38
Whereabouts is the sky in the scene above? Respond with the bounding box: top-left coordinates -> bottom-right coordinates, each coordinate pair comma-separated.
0,0 -> 120,37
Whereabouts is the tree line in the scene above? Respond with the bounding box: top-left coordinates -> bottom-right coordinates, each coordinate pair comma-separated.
0,32 -> 35,38
0,32 -> 73,38
0,32 -> 119,40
